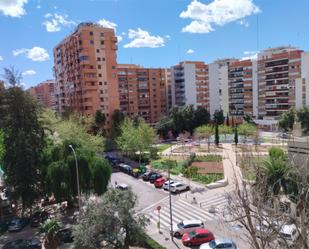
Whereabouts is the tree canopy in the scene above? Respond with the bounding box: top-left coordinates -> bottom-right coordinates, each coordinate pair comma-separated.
278,108 -> 295,132
213,109 -> 225,125
238,123 -> 257,143
297,106 -> 309,134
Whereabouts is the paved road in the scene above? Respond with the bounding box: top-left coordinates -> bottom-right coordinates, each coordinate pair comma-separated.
112,171 -> 249,249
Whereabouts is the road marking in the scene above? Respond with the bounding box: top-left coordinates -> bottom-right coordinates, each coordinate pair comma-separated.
137,195 -> 169,214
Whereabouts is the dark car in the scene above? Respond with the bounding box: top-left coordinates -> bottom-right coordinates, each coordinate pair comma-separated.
149,173 -> 162,183
142,171 -> 157,181
8,218 -> 29,232
30,211 -> 49,227
3,238 -> 41,249
0,221 -> 9,234
57,228 -> 74,243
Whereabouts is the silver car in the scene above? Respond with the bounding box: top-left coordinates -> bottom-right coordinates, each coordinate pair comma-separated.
199,239 -> 237,249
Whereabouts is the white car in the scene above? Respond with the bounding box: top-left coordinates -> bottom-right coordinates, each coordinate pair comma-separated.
172,220 -> 204,237
278,224 -> 299,245
199,239 -> 237,249
170,182 -> 190,193
163,180 -> 174,190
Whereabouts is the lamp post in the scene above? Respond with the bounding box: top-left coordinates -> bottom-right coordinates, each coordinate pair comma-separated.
69,145 -> 81,213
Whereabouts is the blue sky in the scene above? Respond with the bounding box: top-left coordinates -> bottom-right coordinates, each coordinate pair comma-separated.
0,0 -> 309,88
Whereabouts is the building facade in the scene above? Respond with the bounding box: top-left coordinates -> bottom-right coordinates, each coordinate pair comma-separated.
228,59 -> 258,118
28,80 -> 56,110
53,22 -> 119,127
171,61 -> 209,110
117,64 -> 168,125
257,46 -> 303,120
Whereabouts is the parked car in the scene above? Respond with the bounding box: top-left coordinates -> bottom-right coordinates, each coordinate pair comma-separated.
154,177 -> 166,188
116,183 -> 129,190
30,210 -> 49,227
278,224 -> 299,246
182,228 -> 214,247
149,173 -> 162,183
8,217 -> 29,232
173,220 -> 204,237
199,239 -> 237,249
142,171 -> 157,181
118,164 -> 132,174
57,228 -> 74,243
0,221 -> 9,234
132,168 -> 141,178
3,239 -> 41,249
163,180 -> 175,191
170,182 -> 190,194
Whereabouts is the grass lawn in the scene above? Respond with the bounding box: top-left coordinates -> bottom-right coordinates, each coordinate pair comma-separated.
194,155 -> 222,162
150,158 -> 184,175
156,143 -> 172,152
191,173 -> 224,184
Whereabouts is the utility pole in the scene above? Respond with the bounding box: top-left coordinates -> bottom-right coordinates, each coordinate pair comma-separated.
168,165 -> 174,241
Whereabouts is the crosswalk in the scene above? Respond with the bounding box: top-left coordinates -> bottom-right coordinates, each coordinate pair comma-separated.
144,194 -> 229,229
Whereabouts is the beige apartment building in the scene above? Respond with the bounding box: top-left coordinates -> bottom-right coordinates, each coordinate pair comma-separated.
53,22 -> 119,127
28,80 -> 56,110
117,64 -> 168,125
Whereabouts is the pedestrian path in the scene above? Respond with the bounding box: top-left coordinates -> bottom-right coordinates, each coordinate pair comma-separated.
143,194 -> 229,229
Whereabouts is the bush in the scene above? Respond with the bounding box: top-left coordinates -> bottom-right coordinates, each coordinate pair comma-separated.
191,173 -> 223,184
142,234 -> 167,249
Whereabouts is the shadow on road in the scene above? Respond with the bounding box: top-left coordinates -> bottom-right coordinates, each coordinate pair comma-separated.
190,187 -> 206,194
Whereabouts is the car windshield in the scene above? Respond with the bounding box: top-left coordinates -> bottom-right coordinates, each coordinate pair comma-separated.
189,231 -> 196,238
280,232 -> 292,240
177,222 -> 184,228
10,219 -> 20,225
209,240 -> 217,248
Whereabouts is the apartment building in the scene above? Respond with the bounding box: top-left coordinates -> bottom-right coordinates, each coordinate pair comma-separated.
164,68 -> 173,112
53,22 -> 119,126
257,46 -> 303,120
28,80 -> 56,110
209,58 -> 236,116
295,52 -> 309,109
117,64 -> 168,124
171,61 -> 209,110
228,59 -> 258,118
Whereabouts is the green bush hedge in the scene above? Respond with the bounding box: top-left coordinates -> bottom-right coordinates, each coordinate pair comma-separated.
141,234 -> 167,249
194,154 -> 222,162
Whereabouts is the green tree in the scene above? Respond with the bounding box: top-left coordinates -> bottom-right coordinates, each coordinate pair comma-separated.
213,109 -> 225,125
238,123 -> 257,143
219,125 -> 233,142
0,68 -> 44,213
278,108 -> 295,132
41,219 -> 61,249
72,188 -> 148,249
136,120 -> 155,163
91,157 -> 112,195
194,125 -> 214,152
215,124 -> 219,146
0,130 -> 5,163
95,110 -> 106,126
234,125 -> 238,146
297,106 -> 309,134
156,116 -> 174,139
192,107 -> 210,129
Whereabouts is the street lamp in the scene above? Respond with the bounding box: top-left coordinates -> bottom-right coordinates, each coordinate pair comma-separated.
69,145 -> 81,213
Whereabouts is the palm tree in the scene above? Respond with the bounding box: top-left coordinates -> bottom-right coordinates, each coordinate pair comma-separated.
41,219 -> 61,249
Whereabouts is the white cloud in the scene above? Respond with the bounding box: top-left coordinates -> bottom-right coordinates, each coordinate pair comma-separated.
124,28 -> 166,48
241,51 -> 258,60
43,13 -> 76,32
117,35 -> 123,43
187,49 -> 194,54
36,5 -> 41,9
22,70 -> 36,76
121,32 -> 126,36
0,0 -> 28,18
13,46 -> 50,61
180,0 -> 260,33
0,56 -> 3,61
98,19 -> 117,31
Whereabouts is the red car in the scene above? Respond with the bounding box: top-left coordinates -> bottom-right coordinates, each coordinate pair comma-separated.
182,228 -> 214,247
154,177 -> 166,188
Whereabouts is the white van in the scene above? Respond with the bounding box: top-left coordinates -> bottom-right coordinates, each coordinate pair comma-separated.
172,220 -> 204,237
278,224 -> 299,245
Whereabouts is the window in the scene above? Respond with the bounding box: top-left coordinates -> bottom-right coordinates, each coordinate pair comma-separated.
79,40 -> 82,45
104,81 -> 107,85
89,31 -> 93,36
112,66 -> 116,69
97,57 -> 101,61
98,74 -> 102,77
99,82 -> 103,85
101,40 -> 104,45
90,40 -> 94,45
100,32 -> 104,37
96,49 -> 100,53
103,57 -> 105,61
98,65 -> 101,69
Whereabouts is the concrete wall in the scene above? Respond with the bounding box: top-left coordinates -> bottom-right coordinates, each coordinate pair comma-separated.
301,52 -> 309,106
220,65 -> 229,116
252,60 -> 258,118
183,63 -> 197,107
208,63 -> 220,116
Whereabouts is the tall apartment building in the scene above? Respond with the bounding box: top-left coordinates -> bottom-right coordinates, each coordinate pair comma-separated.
117,64 -> 168,124
28,80 -> 56,110
171,61 -> 209,110
295,52 -> 309,109
228,59 -> 258,118
257,46 -> 303,120
208,58 -> 236,116
164,68 -> 173,112
53,22 -> 119,126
